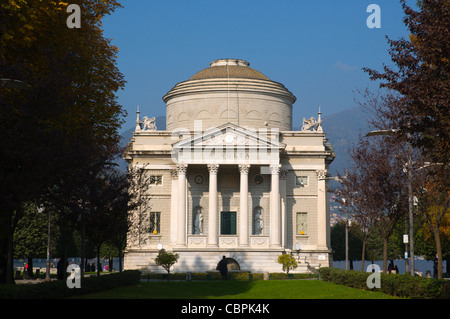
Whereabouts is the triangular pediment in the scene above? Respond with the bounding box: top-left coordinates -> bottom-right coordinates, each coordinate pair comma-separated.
173,123 -> 284,149
172,123 -> 284,164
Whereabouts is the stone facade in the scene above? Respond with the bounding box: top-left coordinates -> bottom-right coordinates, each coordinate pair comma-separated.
124,59 -> 335,274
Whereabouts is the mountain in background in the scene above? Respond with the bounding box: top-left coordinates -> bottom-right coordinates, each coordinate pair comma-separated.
322,106 -> 370,177
116,108 -> 371,175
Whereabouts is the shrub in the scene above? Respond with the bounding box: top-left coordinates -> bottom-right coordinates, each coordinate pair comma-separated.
318,267 -> 447,299
0,270 -> 141,299
154,250 -> 179,275
277,254 -> 298,274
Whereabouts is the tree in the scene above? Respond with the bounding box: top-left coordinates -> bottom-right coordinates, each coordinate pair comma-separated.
0,0 -> 125,284
155,250 -> 179,277
415,170 -> 449,278
13,202 -> 49,278
330,221 -> 365,270
333,134 -> 407,273
363,0 -> 450,166
105,170 -> 131,272
277,254 -> 298,275
85,169 -> 129,276
126,164 -> 156,248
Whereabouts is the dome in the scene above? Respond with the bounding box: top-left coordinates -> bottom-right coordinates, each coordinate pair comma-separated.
190,59 -> 270,81
164,59 -> 296,132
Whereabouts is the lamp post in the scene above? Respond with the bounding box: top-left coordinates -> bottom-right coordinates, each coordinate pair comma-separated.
365,129 -> 415,276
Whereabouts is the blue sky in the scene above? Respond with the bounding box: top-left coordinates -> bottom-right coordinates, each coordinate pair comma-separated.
101,0 -> 415,133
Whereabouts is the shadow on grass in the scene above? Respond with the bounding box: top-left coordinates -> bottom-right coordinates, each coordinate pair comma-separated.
74,280 -> 395,299
96,281 -> 256,299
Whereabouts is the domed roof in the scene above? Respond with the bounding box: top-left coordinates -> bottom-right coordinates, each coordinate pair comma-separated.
189,59 -> 269,81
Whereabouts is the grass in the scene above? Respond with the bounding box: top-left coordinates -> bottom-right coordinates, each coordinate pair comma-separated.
72,279 -> 395,299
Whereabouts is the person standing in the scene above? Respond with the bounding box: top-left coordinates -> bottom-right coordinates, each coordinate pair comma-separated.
217,256 -> 228,280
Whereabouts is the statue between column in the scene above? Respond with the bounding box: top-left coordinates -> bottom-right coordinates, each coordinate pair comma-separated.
253,208 -> 264,235
193,207 -> 203,235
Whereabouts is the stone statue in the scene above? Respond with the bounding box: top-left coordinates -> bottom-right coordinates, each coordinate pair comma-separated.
194,208 -> 203,234
301,108 -> 323,132
254,208 -> 263,235
301,117 -> 317,131
142,116 -> 157,131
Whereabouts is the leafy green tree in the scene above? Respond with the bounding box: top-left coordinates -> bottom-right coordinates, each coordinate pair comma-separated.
330,221 -> 365,270
277,254 -> 298,274
0,0 -> 125,284
13,202 -> 48,278
155,250 -> 180,277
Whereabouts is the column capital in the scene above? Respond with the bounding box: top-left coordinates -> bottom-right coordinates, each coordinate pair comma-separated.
170,169 -> 178,179
176,163 -> 188,174
238,164 -> 250,174
207,164 -> 219,174
316,170 -> 327,179
270,164 -> 281,174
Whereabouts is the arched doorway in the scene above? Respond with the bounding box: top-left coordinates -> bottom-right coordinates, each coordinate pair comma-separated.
216,258 -> 240,271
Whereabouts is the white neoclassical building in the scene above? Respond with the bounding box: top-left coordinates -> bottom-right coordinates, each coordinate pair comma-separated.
124,59 -> 335,273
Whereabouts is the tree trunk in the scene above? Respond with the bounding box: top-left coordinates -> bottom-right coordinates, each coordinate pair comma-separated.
96,246 -> 101,277
27,257 -> 33,279
383,237 -> 388,274
433,227 -> 443,279
6,227 -> 15,284
118,250 -> 123,272
361,239 -> 366,272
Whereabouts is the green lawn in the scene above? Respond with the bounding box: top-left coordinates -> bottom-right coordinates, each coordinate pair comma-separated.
72,279 -> 395,299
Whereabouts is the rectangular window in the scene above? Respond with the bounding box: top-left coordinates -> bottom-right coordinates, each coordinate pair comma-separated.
149,212 -> 161,234
295,176 -> 308,186
220,211 -> 237,235
149,175 -> 163,185
296,212 -> 307,235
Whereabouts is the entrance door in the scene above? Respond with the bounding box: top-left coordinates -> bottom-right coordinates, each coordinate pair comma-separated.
220,211 -> 237,235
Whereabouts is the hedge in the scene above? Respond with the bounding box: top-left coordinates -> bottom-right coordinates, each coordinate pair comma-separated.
143,272 -> 313,281
318,267 -> 449,299
0,270 -> 141,299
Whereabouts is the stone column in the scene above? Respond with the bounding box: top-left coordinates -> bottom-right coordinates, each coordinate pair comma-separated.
170,169 -> 178,246
280,169 -> 287,248
176,164 -> 187,247
207,164 -> 219,247
239,164 -> 250,247
316,170 -> 327,249
270,164 -> 281,247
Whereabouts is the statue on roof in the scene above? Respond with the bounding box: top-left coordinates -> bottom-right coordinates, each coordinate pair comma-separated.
142,116 -> 157,131
301,107 -> 323,132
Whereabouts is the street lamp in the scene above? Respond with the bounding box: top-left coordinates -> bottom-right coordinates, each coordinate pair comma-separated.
366,129 -> 415,276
